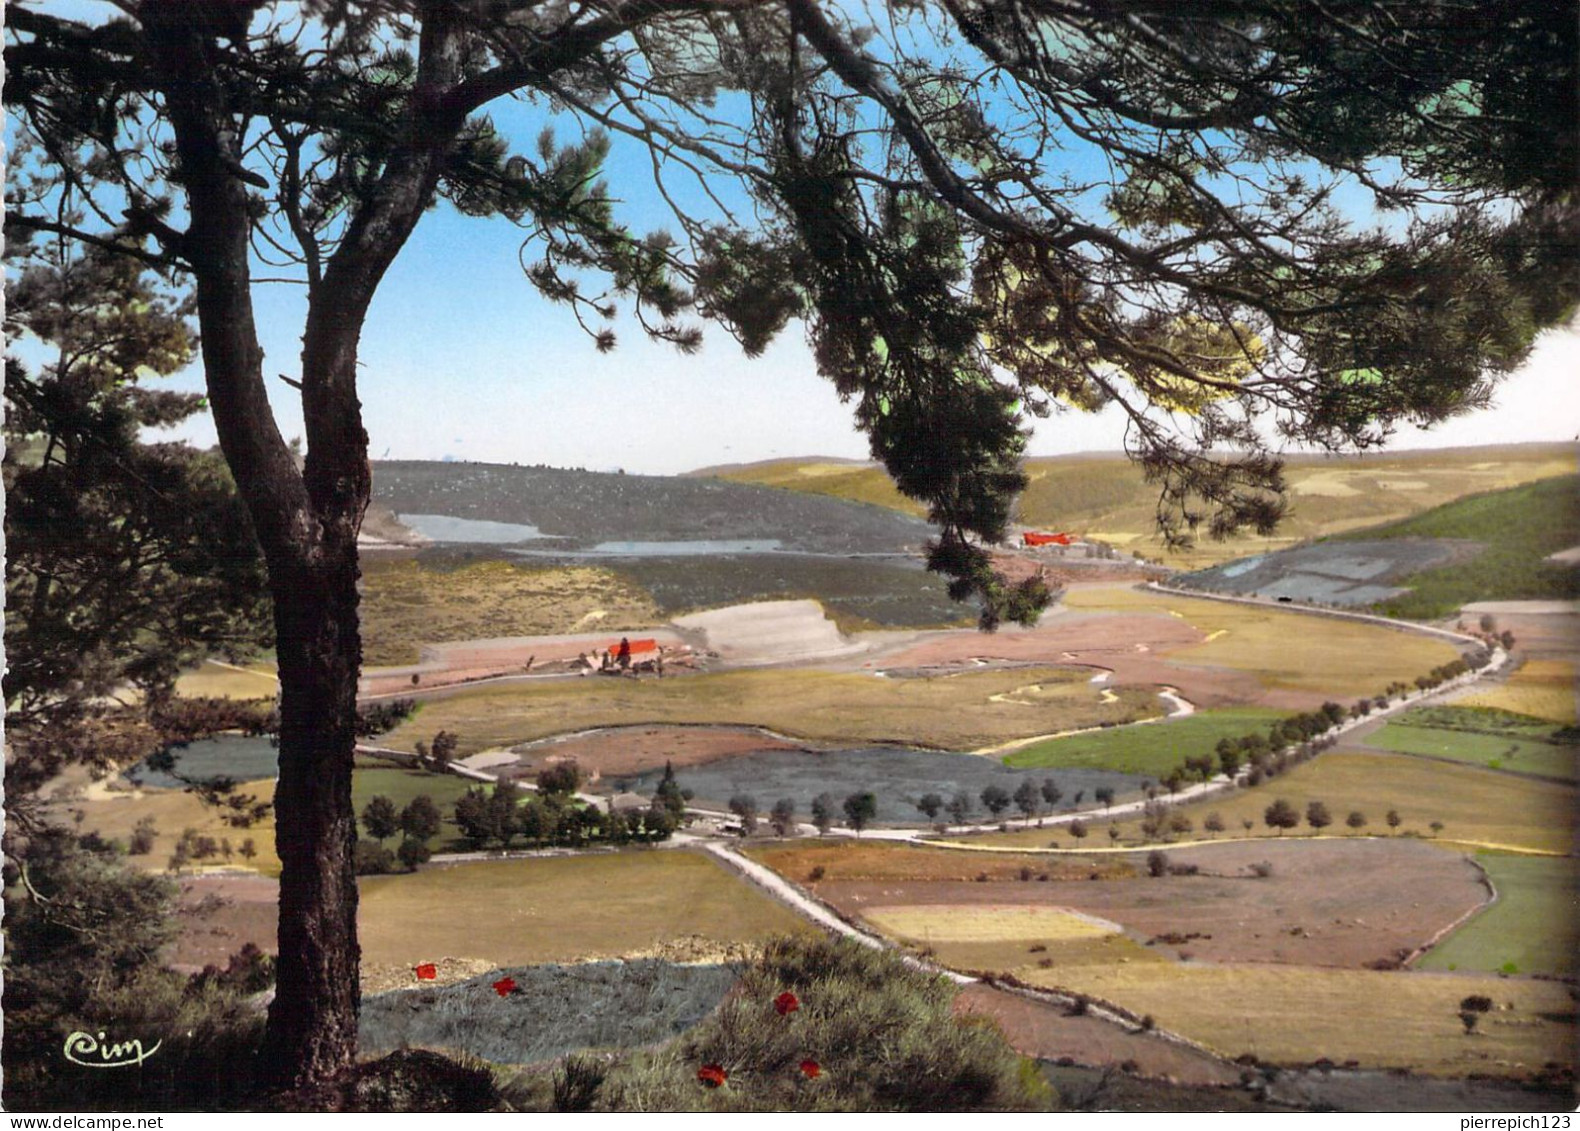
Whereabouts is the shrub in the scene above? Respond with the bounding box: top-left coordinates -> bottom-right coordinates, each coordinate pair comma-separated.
355,840 -> 396,875
1146,850 -> 1169,877
1248,860 -> 1275,878
553,1053 -> 609,1113
396,837 -> 431,871
129,816 -> 158,856
593,935 -> 1051,1111
807,865 -> 826,882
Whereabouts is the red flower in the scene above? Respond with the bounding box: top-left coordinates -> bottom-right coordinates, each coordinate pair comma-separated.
414,963 -> 437,980
800,1059 -> 821,1080
492,976 -> 518,997
697,1064 -> 728,1089
774,991 -> 800,1016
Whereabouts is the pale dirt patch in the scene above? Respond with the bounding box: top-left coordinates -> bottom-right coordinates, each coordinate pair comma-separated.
363,956 -> 498,996
1292,473 -> 1363,498
862,904 -> 1123,942
1377,479 -> 1430,490
1545,545 -> 1580,564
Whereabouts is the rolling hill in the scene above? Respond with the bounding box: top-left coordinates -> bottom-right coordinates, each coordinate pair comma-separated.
693,444 -> 1577,567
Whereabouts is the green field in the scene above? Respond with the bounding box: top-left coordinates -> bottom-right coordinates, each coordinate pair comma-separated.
705,446 -> 1576,567
1336,473 -> 1580,619
1417,853 -> 1580,977
351,759 -> 482,851
1365,722 -> 1578,782
1004,709 -> 1285,776
357,850 -> 813,966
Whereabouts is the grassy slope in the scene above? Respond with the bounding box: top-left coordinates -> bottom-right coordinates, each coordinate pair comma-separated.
1334,473 -> 1580,619
381,667 -> 1161,755
1004,708 -> 1285,776
1415,853 -> 1580,976
703,445 -> 1576,567
357,850 -> 813,966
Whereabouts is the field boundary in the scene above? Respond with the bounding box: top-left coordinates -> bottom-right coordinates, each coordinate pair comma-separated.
1403,855 -> 1499,969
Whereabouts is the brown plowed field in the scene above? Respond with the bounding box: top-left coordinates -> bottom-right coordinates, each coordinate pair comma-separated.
499,724 -> 803,782
954,984 -> 1241,1086
168,873 -> 280,971
818,839 -> 1487,970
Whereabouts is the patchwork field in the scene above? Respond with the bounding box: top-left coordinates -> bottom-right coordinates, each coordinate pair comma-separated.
1019,964 -> 1576,1078
380,666 -> 1162,755
1416,854 -> 1580,977
1003,708 -> 1285,776
1459,660 -> 1578,725
357,850 -> 814,968
818,839 -> 1487,973
1060,587 -> 1461,698
360,557 -> 661,666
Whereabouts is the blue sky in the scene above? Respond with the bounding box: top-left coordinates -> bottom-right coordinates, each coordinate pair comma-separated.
19,0 -> 1580,475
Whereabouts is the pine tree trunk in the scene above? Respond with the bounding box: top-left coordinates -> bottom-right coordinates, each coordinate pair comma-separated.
257,542 -> 364,1091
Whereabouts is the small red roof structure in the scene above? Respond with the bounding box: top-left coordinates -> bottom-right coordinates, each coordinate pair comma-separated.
1022,531 -> 1074,546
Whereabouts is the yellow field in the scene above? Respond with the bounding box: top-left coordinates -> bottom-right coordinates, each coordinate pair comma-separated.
862,904 -> 1119,944
357,850 -> 812,966
55,776 -> 282,876
966,751 -> 1578,854
1062,587 -> 1461,696
380,666 -> 1162,755
853,903 -> 1162,974
1022,963 -> 1576,1076
359,558 -> 662,666
174,661 -> 279,700
1458,660 -> 1578,724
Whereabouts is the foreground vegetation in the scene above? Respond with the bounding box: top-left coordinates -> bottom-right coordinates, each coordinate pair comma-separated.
380,667 -> 1160,755
517,934 -> 1053,1111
